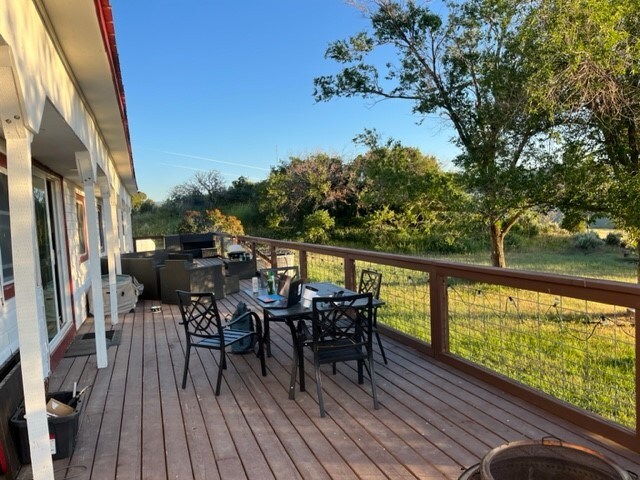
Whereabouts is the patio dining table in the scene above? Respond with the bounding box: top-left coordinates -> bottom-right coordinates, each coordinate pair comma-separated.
243,282 -> 382,398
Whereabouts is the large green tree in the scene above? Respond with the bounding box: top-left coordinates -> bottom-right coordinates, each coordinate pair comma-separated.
353,131 -> 468,248
522,0 -> 640,279
314,0 -> 560,267
260,153 -> 358,235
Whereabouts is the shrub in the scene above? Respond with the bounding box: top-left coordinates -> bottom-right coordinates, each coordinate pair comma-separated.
605,232 -> 623,247
572,231 -> 604,251
303,210 -> 335,243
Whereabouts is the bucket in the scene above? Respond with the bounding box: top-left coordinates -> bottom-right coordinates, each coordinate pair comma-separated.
458,464 -> 481,480
480,438 -> 635,480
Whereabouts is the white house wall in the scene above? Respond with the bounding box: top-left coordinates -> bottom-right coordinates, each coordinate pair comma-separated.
0,2 -> 134,365
0,2 -> 132,200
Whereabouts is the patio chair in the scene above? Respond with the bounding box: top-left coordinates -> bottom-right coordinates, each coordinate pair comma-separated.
176,290 -> 266,395
358,269 -> 387,364
295,292 -> 378,417
260,265 -> 302,357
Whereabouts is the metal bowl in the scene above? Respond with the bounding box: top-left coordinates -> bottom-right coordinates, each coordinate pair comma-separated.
481,438 -> 634,480
458,464 -> 481,480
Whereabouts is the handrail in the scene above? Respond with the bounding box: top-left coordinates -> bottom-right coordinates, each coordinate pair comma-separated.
232,233 -> 640,307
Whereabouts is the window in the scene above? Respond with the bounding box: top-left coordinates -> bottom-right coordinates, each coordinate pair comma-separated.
97,202 -> 105,254
0,153 -> 14,300
76,193 -> 88,262
0,171 -> 14,298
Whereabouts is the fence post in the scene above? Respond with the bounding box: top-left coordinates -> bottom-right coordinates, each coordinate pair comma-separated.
299,250 -> 308,281
270,245 -> 277,268
429,268 -> 449,357
636,308 -> 639,441
344,257 -> 356,291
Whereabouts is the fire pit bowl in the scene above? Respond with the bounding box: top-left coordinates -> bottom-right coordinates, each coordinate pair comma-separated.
479,437 -> 635,480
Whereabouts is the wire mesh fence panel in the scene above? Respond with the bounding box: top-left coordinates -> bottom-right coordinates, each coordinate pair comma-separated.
355,261 -> 431,343
251,241 -> 275,270
448,279 -> 636,428
305,252 -> 345,286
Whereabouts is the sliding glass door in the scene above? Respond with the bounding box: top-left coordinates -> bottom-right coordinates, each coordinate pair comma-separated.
33,173 -> 66,341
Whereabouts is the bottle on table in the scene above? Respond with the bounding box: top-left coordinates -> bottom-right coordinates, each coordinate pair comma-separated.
267,271 -> 275,294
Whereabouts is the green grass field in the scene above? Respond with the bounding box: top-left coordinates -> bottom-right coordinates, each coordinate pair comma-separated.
430,232 -> 638,283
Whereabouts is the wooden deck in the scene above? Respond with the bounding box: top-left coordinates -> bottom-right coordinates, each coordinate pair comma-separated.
19,284 -> 640,479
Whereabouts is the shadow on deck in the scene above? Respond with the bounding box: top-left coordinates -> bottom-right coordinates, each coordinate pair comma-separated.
17,283 -> 640,479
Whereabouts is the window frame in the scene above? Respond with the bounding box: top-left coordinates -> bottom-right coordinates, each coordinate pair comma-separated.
76,193 -> 89,263
0,153 -> 14,300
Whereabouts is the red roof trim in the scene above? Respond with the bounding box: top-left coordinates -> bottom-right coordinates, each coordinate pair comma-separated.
94,0 -> 136,186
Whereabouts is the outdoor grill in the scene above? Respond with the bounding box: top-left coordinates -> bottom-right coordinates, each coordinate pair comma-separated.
459,438 -> 636,480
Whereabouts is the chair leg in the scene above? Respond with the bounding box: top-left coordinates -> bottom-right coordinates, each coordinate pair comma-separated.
357,359 -> 364,384
332,363 -> 337,375
215,350 -> 225,396
372,310 -> 388,364
314,359 -> 326,417
368,352 -> 379,409
288,342 -> 299,400
257,333 -> 267,377
181,344 -> 191,389
375,329 -> 388,364
265,317 -> 272,357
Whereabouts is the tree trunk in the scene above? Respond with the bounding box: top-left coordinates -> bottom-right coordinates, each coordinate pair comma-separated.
490,223 -> 507,268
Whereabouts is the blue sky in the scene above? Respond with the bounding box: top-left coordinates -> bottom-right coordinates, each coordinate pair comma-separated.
111,0 -> 458,201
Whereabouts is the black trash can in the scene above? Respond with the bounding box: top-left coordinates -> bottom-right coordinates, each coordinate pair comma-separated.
10,391 -> 83,464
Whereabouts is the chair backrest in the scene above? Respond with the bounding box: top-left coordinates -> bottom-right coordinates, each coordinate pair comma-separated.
358,269 -> 382,299
176,290 -> 223,339
311,292 -> 373,350
259,266 -> 300,289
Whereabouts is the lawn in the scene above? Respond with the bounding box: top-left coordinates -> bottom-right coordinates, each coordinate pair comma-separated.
430,232 -> 638,283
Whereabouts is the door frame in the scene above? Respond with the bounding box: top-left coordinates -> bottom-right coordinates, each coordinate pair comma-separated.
32,167 -> 73,351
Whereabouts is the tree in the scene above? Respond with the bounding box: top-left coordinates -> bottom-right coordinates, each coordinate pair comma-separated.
225,176 -> 260,204
165,170 -> 226,212
260,153 -> 358,234
192,170 -> 226,207
314,0 -> 560,267
176,209 -> 244,236
354,130 -> 458,214
522,0 -> 640,279
131,191 -> 155,214
353,130 -> 471,250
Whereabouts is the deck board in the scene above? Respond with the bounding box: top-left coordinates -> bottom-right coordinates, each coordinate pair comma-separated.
17,284 -> 640,479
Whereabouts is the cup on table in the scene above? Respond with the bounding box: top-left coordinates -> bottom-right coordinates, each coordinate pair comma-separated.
252,277 -> 259,294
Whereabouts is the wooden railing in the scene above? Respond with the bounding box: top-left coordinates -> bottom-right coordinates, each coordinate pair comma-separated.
131,232 -> 640,451
222,233 -> 640,453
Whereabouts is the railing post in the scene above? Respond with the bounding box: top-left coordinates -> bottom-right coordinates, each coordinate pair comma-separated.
270,245 -> 277,268
250,242 -> 257,262
636,308 -> 639,440
429,268 -> 449,357
344,257 -> 356,291
299,250 -> 308,281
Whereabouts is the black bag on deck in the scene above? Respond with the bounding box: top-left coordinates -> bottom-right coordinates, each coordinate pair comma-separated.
230,301 -> 255,353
